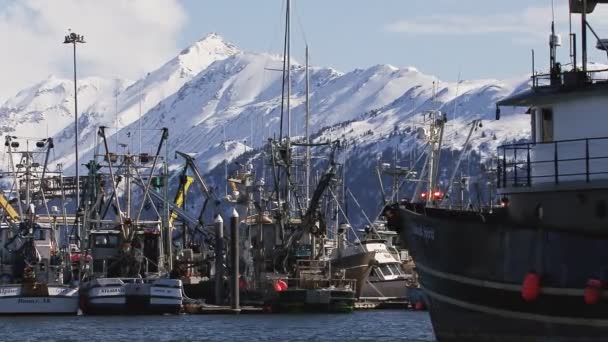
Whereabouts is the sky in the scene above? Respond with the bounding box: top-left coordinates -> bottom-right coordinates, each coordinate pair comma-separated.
1,0 -> 608,99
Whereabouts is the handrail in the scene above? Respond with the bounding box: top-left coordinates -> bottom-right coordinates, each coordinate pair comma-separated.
531,68 -> 608,88
497,136 -> 608,188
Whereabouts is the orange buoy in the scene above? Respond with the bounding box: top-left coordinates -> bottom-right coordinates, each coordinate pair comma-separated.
584,279 -> 602,305
521,272 -> 541,302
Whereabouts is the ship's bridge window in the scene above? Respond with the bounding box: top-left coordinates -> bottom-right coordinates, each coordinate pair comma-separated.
93,235 -> 119,248
379,264 -> 393,276
388,263 -> 403,276
34,229 -> 47,241
532,108 -> 554,143
541,108 -> 553,142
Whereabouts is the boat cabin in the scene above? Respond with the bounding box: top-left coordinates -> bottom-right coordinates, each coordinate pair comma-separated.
88,222 -> 162,278
496,2 -> 608,232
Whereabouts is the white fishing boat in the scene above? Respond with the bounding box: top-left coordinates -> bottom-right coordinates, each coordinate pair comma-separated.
0,136 -> 79,314
78,127 -> 183,315
80,277 -> 182,315
0,283 -> 78,314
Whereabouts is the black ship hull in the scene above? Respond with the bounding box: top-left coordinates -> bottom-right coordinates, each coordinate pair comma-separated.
385,204 -> 608,341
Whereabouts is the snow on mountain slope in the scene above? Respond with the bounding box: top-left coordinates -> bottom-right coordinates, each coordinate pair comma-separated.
0,75 -> 126,138
51,33 -> 239,169
310,76 -> 531,158
2,32 -> 536,183
103,42 -> 533,177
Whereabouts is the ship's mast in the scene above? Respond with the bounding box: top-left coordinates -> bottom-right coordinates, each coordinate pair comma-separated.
582,0 -> 588,74
286,0 -> 292,205
286,0 -> 291,139
305,45 -> 311,206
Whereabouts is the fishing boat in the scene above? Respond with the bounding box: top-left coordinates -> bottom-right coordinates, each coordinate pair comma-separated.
356,223 -> 416,299
329,226 -> 376,298
78,127 -> 182,315
385,2 -> 608,340
214,0 -> 362,311
0,136 -> 79,314
268,259 -> 356,313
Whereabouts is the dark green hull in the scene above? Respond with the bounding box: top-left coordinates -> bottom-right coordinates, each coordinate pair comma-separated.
270,289 -> 355,313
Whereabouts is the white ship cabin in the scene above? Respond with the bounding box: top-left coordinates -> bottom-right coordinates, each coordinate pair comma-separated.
499,85 -> 608,187
359,240 -> 407,281
496,0 -> 608,190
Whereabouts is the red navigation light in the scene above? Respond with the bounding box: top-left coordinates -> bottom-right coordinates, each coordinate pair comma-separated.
432,191 -> 443,199
421,192 -> 427,198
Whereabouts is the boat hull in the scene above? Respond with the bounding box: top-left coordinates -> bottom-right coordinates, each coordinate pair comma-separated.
360,278 -> 409,299
80,278 -> 182,315
271,288 -> 355,313
0,285 -> 79,315
385,204 -> 608,341
331,251 -> 375,297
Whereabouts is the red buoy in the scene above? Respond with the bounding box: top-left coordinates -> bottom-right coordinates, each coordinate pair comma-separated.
273,281 -> 282,292
239,277 -> 248,290
414,301 -> 425,310
70,254 -> 80,263
274,280 -> 288,292
584,279 -> 602,305
521,272 -> 541,302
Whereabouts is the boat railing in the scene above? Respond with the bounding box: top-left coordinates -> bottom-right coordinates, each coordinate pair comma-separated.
531,68 -> 608,88
282,277 -> 356,291
497,136 -> 608,188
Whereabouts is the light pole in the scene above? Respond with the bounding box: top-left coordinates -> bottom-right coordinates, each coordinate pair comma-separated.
63,31 -> 85,238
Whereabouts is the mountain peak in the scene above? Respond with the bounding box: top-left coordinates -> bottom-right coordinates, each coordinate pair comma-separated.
175,32 -> 239,74
197,32 -> 223,43
179,32 -> 238,58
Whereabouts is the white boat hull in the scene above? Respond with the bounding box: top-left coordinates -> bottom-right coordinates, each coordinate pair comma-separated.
0,285 -> 79,315
81,278 -> 182,315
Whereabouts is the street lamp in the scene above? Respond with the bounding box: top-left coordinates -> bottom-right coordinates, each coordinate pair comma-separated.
63,31 -> 85,238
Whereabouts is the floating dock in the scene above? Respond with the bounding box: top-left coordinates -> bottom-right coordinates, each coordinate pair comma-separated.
183,303 -> 264,315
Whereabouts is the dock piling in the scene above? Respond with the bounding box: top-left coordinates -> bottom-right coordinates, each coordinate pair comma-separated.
214,214 -> 224,305
230,208 -> 240,313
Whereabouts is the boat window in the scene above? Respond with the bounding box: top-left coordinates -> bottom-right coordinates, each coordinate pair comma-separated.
530,109 -> 536,142
389,264 -> 403,275
371,268 -> 382,279
94,235 -> 119,248
541,108 -> 553,142
380,264 -> 393,276
34,229 -> 47,241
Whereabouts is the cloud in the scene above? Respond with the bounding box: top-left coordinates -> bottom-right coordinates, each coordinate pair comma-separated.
0,0 -> 188,99
384,4 -> 608,38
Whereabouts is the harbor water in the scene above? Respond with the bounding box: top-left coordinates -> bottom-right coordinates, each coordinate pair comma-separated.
0,311 -> 433,341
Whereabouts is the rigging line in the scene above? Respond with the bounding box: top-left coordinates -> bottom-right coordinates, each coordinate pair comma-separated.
278,3 -> 289,142
292,0 -> 309,47
452,68 -> 462,122
370,141 -> 429,223
328,188 -> 362,246
346,188 -> 374,228
569,2 -> 573,66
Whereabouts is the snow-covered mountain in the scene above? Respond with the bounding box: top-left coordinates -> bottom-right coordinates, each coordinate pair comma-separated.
0,33 -> 533,201
49,33 -> 240,169
0,75 -> 127,138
